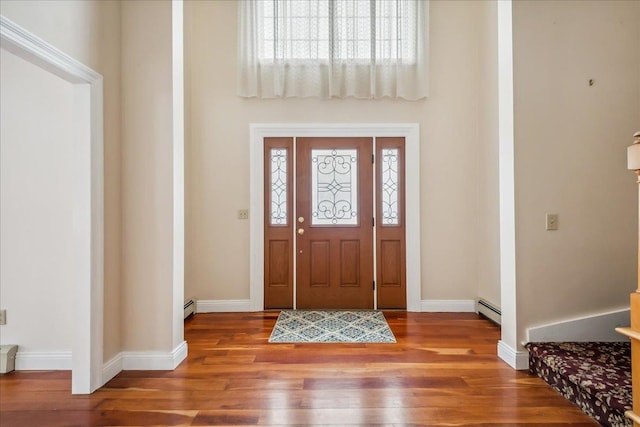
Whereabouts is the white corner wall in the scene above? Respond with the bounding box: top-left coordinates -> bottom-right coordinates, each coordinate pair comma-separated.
121,0 -> 173,352
496,0 -> 521,368
121,0 -> 185,359
0,49 -> 75,368
172,0 -> 186,351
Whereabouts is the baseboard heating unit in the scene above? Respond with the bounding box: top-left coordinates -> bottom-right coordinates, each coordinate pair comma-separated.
477,298 -> 501,325
184,297 -> 196,319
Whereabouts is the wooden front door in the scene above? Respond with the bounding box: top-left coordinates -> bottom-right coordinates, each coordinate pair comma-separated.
263,136 -> 406,310
296,137 -> 374,309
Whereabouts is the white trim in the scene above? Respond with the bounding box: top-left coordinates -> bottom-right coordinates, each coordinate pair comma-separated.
196,299 -> 252,313
497,0 -> 518,360
102,353 -> 123,385
527,308 -> 630,343
497,340 -> 529,370
171,0 -> 186,355
121,341 -> 188,371
15,351 -> 72,371
0,16 -> 104,394
172,340 -> 188,369
0,17 -> 100,84
372,138 -> 378,309
404,126 -> 421,313
250,123 -> 421,312
420,300 -> 476,312
102,341 -> 188,381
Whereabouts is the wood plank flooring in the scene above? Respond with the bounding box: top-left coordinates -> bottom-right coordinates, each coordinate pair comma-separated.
0,312 -> 597,426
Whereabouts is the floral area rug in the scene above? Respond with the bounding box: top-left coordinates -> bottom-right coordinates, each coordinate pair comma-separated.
268,310 -> 396,343
525,341 -> 631,427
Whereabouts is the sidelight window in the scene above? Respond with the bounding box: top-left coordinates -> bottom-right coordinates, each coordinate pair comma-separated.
380,148 -> 399,225
269,148 -> 288,225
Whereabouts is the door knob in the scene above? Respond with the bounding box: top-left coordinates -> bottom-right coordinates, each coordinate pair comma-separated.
298,216 -> 305,223
297,228 -> 305,235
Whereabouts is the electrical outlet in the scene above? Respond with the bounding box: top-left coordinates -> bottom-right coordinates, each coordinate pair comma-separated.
0,309 -> 6,325
545,213 -> 559,231
238,209 -> 249,220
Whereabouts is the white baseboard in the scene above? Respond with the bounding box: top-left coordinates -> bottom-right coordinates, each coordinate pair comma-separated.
196,299 -> 251,313
497,340 -> 529,370
420,299 -> 476,312
527,308 -> 630,343
121,340 -> 188,370
15,351 -> 72,370
170,340 -> 188,369
101,341 -> 187,384
102,353 -> 123,384
196,299 -> 476,313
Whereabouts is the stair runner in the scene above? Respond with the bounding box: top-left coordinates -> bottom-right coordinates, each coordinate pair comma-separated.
525,342 -> 632,427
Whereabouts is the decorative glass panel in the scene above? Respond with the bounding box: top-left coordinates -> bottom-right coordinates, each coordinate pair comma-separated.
311,149 -> 358,225
381,148 -> 399,225
270,148 -> 288,225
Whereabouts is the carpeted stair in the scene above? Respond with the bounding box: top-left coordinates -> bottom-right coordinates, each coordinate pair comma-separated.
525,342 -> 632,427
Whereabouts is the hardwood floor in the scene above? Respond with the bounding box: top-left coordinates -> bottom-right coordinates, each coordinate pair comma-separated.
0,312 -> 597,426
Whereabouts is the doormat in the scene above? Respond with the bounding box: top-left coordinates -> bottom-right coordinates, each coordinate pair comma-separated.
268,310 -> 396,343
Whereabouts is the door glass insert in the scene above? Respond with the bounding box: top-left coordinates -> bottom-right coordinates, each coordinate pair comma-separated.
270,148 -> 288,225
311,149 -> 358,225
381,148 -> 399,225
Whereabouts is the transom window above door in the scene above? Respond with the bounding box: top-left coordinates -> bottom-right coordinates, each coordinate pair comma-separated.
258,0 -> 419,63
237,0 -> 430,100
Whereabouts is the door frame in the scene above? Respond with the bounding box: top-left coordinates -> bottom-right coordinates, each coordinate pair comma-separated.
250,123 -> 421,311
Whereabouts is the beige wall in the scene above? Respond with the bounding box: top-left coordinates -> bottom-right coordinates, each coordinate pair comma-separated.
512,0 -> 640,344
185,0 -> 484,303
121,0 -> 179,352
0,50 -> 75,353
0,0 -> 122,361
477,0 -> 501,307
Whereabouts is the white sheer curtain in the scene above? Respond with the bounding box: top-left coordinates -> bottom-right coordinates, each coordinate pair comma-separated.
237,0 -> 429,100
